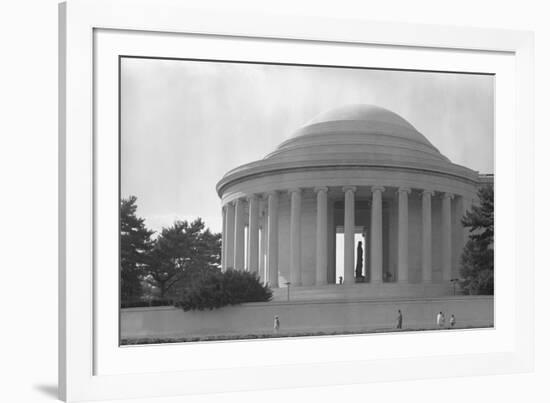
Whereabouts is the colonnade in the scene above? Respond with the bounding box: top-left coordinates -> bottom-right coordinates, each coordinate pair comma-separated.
221,186 -> 464,288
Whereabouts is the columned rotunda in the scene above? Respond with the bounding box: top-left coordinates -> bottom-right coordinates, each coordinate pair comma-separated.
216,105 -> 486,298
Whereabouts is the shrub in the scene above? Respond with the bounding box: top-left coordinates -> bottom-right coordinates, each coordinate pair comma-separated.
175,268 -> 272,311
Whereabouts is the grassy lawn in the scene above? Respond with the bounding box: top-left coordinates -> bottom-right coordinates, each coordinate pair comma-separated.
121,324 -> 493,345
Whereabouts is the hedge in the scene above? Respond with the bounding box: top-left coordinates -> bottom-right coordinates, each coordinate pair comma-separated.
175,268 -> 272,311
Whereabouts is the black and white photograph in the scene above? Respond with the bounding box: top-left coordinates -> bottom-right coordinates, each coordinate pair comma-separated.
3,0 -> 546,401
119,57 -> 494,345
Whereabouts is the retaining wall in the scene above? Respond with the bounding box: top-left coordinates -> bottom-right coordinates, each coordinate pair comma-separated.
121,296 -> 493,340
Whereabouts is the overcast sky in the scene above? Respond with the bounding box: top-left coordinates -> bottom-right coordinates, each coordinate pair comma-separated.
121,58 -> 494,235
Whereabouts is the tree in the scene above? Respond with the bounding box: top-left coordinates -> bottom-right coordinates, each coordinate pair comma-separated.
460,185 -> 494,295
120,196 -> 154,303
147,218 -> 221,299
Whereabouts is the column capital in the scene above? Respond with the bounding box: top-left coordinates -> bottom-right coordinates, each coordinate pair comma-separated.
246,193 -> 259,202
442,192 -> 455,200
314,186 -> 329,194
371,185 -> 385,193
422,189 -> 435,197
397,187 -> 411,194
266,190 -> 279,197
342,185 -> 357,193
288,187 -> 302,195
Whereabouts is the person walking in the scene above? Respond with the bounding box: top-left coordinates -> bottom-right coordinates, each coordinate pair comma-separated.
396,309 -> 403,329
436,312 -> 444,328
449,314 -> 456,328
274,315 -> 280,334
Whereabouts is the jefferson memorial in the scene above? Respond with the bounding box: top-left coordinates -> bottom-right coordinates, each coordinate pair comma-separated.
216,104 -> 491,299
120,104 -> 495,340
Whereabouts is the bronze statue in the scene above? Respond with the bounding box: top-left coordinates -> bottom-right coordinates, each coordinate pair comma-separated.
355,241 -> 363,278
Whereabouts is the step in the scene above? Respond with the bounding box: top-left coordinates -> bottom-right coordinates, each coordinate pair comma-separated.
271,282 -> 455,302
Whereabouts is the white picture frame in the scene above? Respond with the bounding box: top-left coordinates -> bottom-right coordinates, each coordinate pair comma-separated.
59,0 -> 534,401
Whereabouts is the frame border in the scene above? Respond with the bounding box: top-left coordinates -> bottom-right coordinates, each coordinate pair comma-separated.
59,0 -> 534,401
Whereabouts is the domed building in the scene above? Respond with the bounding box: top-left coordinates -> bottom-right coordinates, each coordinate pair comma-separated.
216,104 -> 488,299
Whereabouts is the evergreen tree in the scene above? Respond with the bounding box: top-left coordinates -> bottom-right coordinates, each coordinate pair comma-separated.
147,218 -> 221,299
460,185 -> 494,295
120,196 -> 154,303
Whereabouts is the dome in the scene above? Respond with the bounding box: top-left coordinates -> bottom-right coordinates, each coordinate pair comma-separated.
264,104 -> 446,163
216,104 -> 478,197
306,104 -> 417,132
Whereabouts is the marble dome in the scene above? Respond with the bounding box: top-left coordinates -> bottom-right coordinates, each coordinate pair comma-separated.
265,104 -> 447,163
305,104 -> 417,129
216,104 -> 477,197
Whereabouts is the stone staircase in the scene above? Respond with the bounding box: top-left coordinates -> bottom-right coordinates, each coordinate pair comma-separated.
271,282 -> 455,302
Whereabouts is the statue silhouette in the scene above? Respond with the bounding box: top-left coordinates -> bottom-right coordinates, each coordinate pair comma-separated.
355,241 -> 363,278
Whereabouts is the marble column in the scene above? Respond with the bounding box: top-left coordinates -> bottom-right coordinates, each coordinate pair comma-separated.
267,191 -> 279,288
388,198 -> 397,281
343,186 -> 357,284
259,208 -> 267,283
315,186 -> 328,285
370,186 -> 384,283
397,187 -> 411,283
233,198 -> 245,270
289,188 -> 302,286
327,200 -> 336,284
363,232 -> 369,279
247,195 -> 260,274
452,195 -> 464,279
221,206 -> 227,270
365,206 -> 371,281
421,190 -> 433,283
224,202 -> 235,270
441,192 -> 454,281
